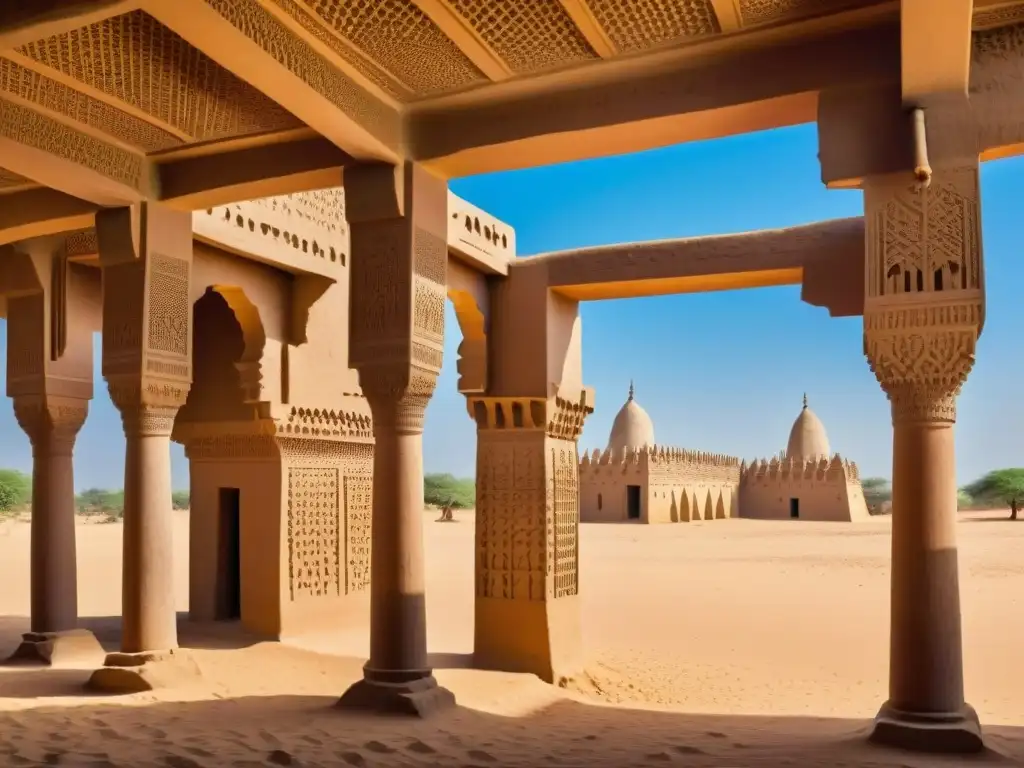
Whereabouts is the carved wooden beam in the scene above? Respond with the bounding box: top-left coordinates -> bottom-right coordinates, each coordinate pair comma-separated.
901,0 -> 974,106
0,0 -> 140,50
0,189 -> 100,247
157,135 -> 354,210
554,0 -> 617,58
409,0 -> 512,80
141,0 -> 402,163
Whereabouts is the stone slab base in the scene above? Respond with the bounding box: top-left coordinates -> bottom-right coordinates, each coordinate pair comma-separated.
869,701 -> 985,754
336,675 -> 456,717
3,630 -> 104,667
85,649 -> 203,694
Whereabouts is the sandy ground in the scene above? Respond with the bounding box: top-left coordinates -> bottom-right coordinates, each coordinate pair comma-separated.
1,510 -> 1023,767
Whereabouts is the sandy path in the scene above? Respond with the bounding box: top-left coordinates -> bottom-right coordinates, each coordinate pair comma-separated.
1,510 -> 1022,767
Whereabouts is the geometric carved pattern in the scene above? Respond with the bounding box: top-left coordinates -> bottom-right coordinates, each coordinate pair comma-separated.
147,254 -> 191,356
587,0 -> 720,53
551,442 -> 579,598
446,0 -> 597,73
19,11 -> 301,141
344,476 -> 372,594
298,0 -> 486,95
0,59 -> 182,152
476,436 -> 548,601
736,0 -> 869,27
287,466 -> 341,599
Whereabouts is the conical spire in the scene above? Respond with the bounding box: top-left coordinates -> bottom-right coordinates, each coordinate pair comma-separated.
628,380 -> 635,401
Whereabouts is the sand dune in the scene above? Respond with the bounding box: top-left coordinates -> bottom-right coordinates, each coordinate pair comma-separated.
1,510 -> 1023,766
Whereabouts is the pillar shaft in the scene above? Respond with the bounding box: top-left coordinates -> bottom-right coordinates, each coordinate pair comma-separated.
889,413 -> 963,713
97,202 -> 193,655
338,161 -> 455,715
863,162 -> 984,752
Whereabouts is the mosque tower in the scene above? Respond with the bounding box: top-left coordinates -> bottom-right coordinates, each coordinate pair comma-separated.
606,381 -> 655,460
785,393 -> 831,461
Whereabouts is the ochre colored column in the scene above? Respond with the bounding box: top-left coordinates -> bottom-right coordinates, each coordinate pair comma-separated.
96,203 -> 194,658
3,242 -> 102,665
863,165 -> 984,753
470,393 -> 592,684
14,397 -> 88,632
337,162 -> 454,716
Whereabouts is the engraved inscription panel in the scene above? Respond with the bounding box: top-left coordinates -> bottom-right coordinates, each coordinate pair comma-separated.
287,466 -> 341,600
344,476 -> 372,594
551,442 -> 579,598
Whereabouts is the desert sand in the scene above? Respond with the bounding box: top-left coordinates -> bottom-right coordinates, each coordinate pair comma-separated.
1,510 -> 1023,767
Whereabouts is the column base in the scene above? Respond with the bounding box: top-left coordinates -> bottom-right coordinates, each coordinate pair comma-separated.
869,701 -> 985,754
85,649 -> 203,694
2,630 -> 104,667
336,673 -> 456,717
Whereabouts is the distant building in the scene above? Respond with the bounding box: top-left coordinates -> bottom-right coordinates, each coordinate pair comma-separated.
579,386 -> 868,523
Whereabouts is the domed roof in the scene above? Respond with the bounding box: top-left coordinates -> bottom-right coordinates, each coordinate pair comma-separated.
607,381 -> 655,458
786,393 -> 831,461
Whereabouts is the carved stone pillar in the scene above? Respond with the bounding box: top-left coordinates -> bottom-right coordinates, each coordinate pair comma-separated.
863,165 -> 984,753
469,391 -> 593,684
3,241 -> 104,666
336,162 -> 454,716
87,203 -> 199,692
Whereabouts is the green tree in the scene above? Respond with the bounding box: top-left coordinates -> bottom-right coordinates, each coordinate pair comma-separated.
964,469 -> 1024,520
862,477 -> 892,510
0,469 -> 31,506
957,489 -> 974,510
171,490 -> 190,510
423,473 -> 475,509
0,482 -> 18,513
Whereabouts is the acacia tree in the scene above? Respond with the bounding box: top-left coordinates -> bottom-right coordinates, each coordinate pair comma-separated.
861,477 -> 892,511
964,469 -> 1024,520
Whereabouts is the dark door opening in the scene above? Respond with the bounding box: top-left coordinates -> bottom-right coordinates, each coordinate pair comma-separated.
789,497 -> 800,520
216,487 -> 241,621
626,485 -> 642,520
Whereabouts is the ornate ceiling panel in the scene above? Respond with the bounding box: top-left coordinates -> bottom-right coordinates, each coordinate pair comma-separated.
588,0 -> 720,53
297,0 -> 487,96
446,0 -> 597,74
17,10 -> 302,142
736,0 -> 877,28
0,59 -> 181,152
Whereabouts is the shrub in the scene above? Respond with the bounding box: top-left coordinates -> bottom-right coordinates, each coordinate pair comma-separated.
0,469 -> 31,505
171,490 -> 190,510
424,473 -> 475,509
0,482 -> 19,513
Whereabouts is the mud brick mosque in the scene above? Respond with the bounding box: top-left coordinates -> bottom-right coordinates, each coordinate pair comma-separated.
580,384 -> 869,523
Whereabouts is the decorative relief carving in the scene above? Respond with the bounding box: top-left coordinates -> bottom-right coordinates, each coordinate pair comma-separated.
264,0 -> 411,100
469,392 -> 594,441
413,279 -> 445,342
13,396 -> 89,455
344,476 -> 372,594
287,466 -> 341,600
736,0 -> 866,27
184,434 -> 279,461
362,366 -> 437,435
588,0 -> 719,52
65,229 -> 98,259
203,0 -> 400,144
6,295 -> 45,384
19,10 -> 301,140
279,405 -> 373,441
447,0 -> 597,73
864,167 -> 984,425
476,436 -> 547,601
413,227 -> 446,285
973,15 -> 1024,40
0,59 -> 181,152
550,442 -> 579,598
147,254 -> 191,357
299,0 -> 486,95
0,97 -> 143,190
411,341 -> 444,370
448,197 -> 515,262
349,219 -> 406,359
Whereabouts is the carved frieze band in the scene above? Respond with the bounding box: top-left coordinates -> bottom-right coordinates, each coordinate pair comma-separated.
468,392 -> 594,441
863,166 -> 984,425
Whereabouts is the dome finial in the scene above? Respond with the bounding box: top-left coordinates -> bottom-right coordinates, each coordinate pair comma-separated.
803,392 -> 808,409
628,380 -> 635,401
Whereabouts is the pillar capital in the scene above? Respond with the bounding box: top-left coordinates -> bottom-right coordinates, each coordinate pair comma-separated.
12,395 -> 88,455
358,364 -> 437,436
467,388 -> 594,441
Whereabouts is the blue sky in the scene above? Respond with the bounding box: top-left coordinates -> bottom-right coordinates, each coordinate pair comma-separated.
0,123 -> 1021,490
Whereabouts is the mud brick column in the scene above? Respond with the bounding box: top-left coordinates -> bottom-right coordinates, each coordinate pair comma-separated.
88,204 -> 197,689
337,162 -> 455,717
863,164 -> 985,753
469,392 -> 593,684
2,240 -> 101,665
